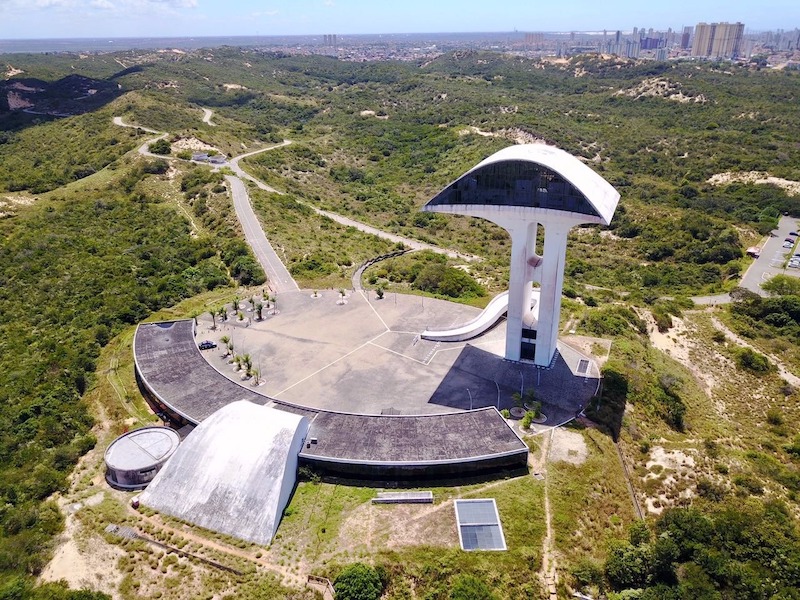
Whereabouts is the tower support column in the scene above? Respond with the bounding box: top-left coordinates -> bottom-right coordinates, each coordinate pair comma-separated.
534,221 -> 570,366
504,224 -> 535,362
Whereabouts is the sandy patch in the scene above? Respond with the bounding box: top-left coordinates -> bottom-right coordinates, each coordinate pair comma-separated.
223,83 -> 246,90
459,126 -> 549,145
171,137 -> 219,153
40,514 -> 125,598
2,194 -> 36,206
707,171 -> 800,196
616,78 -> 707,104
7,91 -> 33,110
548,428 -> 588,465
5,65 -> 24,78
359,109 -> 389,119
646,446 -> 695,471
647,313 -> 690,364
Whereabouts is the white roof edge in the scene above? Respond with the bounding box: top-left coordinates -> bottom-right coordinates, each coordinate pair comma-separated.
465,144 -> 620,225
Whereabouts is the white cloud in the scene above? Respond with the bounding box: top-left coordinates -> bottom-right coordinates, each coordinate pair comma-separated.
323,0 -> 334,6
90,0 -> 114,9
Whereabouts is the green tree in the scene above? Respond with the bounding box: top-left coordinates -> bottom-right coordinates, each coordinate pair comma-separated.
333,563 -> 382,600
147,138 -> 171,155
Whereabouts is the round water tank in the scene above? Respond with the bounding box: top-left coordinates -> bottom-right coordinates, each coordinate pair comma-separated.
105,426 -> 180,490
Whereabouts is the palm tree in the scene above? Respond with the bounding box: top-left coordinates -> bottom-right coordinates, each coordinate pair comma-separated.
190,311 -> 199,325
209,309 -> 217,330
242,353 -> 252,377
220,335 -> 230,357
249,296 -> 255,309
255,302 -> 263,320
218,306 -> 227,322
232,295 -> 240,314
252,367 -> 261,385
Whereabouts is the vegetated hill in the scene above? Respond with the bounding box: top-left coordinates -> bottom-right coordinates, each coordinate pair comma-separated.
0,74 -> 122,117
0,146 -> 268,594
0,47 -> 799,598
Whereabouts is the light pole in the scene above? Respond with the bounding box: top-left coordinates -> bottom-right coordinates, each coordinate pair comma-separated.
467,388 -> 473,411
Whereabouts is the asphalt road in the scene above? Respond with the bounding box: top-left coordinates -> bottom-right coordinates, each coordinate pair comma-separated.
225,175 -> 298,294
693,215 -> 800,304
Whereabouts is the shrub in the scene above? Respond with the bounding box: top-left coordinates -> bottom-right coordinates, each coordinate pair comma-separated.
334,563 -> 383,600
734,347 -> 770,373
148,138 -> 171,155
450,574 -> 496,600
766,408 -> 784,426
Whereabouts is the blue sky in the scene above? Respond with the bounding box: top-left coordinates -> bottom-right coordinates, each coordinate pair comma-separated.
0,0 -> 797,39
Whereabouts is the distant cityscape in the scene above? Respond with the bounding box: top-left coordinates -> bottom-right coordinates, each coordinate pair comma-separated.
1,24 -> 799,68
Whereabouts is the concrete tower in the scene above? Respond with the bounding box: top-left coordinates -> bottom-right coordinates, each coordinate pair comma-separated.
423,144 -> 619,367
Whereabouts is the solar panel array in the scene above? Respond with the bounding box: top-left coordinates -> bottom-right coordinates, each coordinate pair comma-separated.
454,499 -> 507,551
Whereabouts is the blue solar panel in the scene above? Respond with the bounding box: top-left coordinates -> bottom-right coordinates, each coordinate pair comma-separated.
454,499 -> 506,551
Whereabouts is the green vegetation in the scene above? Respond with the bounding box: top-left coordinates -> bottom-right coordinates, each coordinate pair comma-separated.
147,138 -> 171,155
365,251 -> 486,304
0,149 -> 266,592
2,45 -> 800,599
596,501 -> 800,599
333,563 -> 383,600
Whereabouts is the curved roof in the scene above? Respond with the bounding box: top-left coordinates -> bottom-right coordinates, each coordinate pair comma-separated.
140,401 -> 308,545
425,144 -> 620,225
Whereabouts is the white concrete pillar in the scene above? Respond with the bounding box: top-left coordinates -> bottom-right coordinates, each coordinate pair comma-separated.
535,221 -> 570,366
504,225 -> 532,362
522,223 -> 539,312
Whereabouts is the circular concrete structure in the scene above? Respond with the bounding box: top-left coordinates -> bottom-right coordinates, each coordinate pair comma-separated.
105,426 -> 181,490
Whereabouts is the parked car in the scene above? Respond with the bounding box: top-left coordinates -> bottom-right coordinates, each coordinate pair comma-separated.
198,340 -> 217,350
785,238 -> 794,243
783,241 -> 794,248
789,231 -> 798,236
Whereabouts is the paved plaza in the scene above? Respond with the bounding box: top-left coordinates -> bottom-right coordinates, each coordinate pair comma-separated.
196,289 -> 599,423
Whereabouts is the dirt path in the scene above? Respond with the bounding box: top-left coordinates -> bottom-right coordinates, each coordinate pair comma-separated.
711,315 -> 800,387
536,430 -> 558,600
127,506 -> 306,587
201,107 -> 216,126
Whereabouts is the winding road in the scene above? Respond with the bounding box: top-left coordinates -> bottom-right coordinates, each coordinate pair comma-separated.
112,114 -> 479,295
226,174 -> 298,293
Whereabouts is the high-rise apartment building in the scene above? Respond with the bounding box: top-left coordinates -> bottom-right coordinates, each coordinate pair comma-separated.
692,22 -> 744,58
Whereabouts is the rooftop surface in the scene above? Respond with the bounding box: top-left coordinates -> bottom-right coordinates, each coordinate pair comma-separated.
134,289 -> 600,464
104,426 -> 180,471
140,401 -> 308,545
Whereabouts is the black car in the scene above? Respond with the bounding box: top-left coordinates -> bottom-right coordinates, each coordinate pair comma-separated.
790,231 -> 798,236
198,340 -> 217,350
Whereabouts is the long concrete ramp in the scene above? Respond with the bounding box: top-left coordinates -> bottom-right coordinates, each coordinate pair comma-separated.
421,290 -> 540,342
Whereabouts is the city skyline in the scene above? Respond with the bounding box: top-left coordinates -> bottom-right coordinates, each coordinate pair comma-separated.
0,0 -> 798,41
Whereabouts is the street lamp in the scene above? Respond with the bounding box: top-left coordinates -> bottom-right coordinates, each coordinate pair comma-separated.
467,388 -> 473,411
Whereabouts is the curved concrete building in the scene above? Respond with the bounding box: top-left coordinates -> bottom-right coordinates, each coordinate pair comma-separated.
423,144 -> 620,366
140,401 -> 309,545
